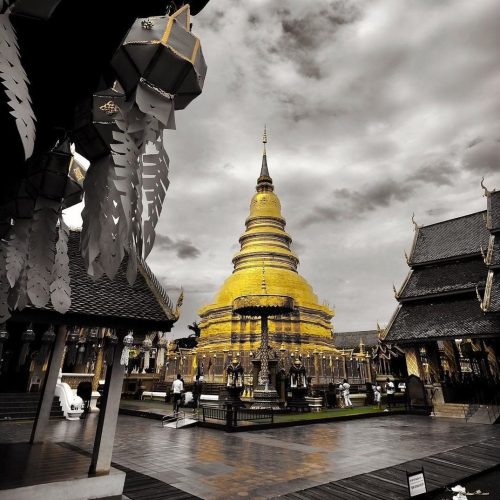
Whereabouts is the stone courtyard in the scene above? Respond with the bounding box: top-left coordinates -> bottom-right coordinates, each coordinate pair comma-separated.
1,414 -> 499,499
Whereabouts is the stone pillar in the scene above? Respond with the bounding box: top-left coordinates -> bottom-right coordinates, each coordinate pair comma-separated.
89,343 -> 124,476
403,347 -> 422,378
30,325 -> 67,443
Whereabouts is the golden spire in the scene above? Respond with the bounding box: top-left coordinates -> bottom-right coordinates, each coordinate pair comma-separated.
260,125 -> 270,179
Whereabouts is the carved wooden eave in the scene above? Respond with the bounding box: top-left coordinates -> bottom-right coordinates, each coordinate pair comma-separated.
481,270 -> 494,312
406,216 -> 421,266
395,269 -> 413,301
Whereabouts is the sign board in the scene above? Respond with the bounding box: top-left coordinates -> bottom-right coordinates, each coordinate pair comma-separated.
407,469 -> 427,497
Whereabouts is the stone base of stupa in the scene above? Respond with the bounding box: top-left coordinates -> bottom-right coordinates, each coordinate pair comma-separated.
251,386 -> 281,410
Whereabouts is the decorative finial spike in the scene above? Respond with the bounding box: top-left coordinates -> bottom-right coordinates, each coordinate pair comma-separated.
481,176 -> 491,196
393,283 -> 398,296
259,125 -> 270,178
411,212 -> 421,230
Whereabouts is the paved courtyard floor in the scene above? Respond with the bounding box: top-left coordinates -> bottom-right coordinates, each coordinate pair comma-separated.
1,414 -> 499,499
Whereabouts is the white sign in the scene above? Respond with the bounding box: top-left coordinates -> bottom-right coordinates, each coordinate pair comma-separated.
408,471 -> 427,497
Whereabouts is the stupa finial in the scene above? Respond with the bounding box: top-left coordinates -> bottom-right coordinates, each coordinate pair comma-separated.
260,125 -> 270,178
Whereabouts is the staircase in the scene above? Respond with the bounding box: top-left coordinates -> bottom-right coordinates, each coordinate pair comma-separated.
432,403 -> 500,424
0,393 -> 65,421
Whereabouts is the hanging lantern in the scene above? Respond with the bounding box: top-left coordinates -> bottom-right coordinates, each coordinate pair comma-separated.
65,328 -> 80,366
26,138 -> 73,202
62,156 -> 86,209
104,332 -> 119,365
11,0 -> 63,20
120,331 -> 134,366
142,338 -> 152,352
83,328 -> 99,364
0,325 -> 8,365
36,325 -> 56,364
18,324 -> 35,368
73,86 -> 125,161
112,5 -> 207,110
76,342 -> 86,366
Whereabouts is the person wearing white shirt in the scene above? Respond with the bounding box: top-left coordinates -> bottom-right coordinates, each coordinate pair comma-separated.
342,379 -> 353,408
171,374 -> 184,414
385,378 -> 395,411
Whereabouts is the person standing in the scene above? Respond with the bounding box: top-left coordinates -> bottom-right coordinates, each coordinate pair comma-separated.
192,374 -> 203,415
342,379 -> 353,408
373,382 -> 382,410
385,377 -> 395,411
171,373 -> 184,414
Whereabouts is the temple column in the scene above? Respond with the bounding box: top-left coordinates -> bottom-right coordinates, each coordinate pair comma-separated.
442,340 -> 460,379
89,342 -> 124,475
485,340 -> 500,378
403,347 -> 422,378
30,325 -> 67,443
92,348 -> 104,392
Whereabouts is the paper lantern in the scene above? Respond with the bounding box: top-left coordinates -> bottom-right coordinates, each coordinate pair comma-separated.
73,86 -> 125,161
112,4 -> 207,110
11,0 -> 63,20
26,138 -> 73,202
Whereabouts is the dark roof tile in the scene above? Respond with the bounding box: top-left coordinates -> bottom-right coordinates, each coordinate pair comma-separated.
410,212 -> 489,265
334,330 -> 378,349
399,259 -> 487,300
30,231 -> 176,327
487,191 -> 500,233
385,296 -> 500,343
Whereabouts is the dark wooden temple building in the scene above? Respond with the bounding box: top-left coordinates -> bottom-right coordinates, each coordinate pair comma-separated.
385,187 -> 500,406
0,230 -> 178,498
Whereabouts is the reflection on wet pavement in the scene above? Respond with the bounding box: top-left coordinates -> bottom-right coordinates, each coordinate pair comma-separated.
1,415 -> 500,499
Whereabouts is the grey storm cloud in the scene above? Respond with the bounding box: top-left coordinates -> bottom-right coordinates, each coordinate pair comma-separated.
64,0 -> 500,334
154,235 -> 201,260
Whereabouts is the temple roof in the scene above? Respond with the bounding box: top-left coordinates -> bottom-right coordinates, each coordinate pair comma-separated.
398,258 -> 487,300
385,296 -> 500,343
487,190 -> 500,233
19,231 -> 177,330
409,212 -> 489,265
334,330 -> 378,349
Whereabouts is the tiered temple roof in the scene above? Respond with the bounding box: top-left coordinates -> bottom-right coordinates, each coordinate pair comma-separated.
16,230 -> 178,331
386,188 -> 500,344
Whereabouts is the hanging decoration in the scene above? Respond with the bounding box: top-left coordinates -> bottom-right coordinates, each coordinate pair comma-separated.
65,327 -> 80,366
83,327 -> 98,364
18,323 -> 35,368
120,331 -> 134,366
0,324 -> 8,364
104,331 -> 119,366
36,325 -> 56,364
0,13 -> 36,160
0,1 -> 209,319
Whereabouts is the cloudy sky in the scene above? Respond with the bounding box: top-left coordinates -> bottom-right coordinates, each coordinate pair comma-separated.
66,0 -> 500,337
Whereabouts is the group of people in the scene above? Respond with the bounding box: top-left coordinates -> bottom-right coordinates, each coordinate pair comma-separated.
337,378 -> 395,410
170,373 -> 203,415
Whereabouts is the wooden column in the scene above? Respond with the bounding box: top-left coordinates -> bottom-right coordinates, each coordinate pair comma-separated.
89,343 -> 124,476
92,347 -> 104,391
30,325 -> 67,443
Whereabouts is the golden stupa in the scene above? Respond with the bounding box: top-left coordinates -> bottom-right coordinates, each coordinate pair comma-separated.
196,130 -> 335,361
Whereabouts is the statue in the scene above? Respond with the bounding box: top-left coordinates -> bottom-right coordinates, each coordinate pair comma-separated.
289,358 -> 307,389
227,357 -> 244,388
225,356 -> 245,407
288,358 -> 309,412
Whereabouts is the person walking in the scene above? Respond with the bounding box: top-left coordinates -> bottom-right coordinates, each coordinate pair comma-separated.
192,374 -> 203,415
342,379 -> 353,408
171,373 -> 184,415
385,377 -> 395,411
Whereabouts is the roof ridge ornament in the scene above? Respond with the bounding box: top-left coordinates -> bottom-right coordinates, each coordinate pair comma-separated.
404,249 -> 410,264
481,177 -> 492,196
475,284 -> 485,310
411,213 -> 422,230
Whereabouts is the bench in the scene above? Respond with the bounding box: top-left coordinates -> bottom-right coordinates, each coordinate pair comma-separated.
141,391 -> 167,400
200,394 -> 220,408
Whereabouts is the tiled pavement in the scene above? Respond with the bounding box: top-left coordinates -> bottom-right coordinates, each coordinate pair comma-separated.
1,414 -> 500,499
